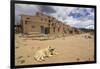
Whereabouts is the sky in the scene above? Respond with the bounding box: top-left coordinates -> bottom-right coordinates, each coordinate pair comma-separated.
15,4 -> 95,29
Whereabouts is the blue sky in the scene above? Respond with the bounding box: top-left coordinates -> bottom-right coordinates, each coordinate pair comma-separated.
15,4 -> 95,29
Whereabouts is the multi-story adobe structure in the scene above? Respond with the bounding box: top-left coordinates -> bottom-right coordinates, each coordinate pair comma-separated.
16,12 -> 81,37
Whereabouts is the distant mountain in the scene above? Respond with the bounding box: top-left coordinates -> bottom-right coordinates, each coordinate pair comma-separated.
79,28 -> 94,33
85,25 -> 94,29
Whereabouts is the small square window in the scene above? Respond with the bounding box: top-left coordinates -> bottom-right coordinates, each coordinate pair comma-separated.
41,18 -> 43,21
27,17 -> 30,19
32,26 -> 35,28
49,20 -> 51,22
25,21 -> 27,24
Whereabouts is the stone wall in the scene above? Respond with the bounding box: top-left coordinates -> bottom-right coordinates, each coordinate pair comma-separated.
18,12 -> 81,37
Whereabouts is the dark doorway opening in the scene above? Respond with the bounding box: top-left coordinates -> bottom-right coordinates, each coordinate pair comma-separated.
45,27 -> 50,34
40,26 -> 50,34
40,26 -> 45,34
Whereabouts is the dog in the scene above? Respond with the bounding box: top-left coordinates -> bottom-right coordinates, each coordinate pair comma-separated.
34,46 -> 57,62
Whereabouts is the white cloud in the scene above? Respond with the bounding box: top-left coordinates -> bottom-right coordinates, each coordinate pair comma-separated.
49,6 -> 76,22
15,4 -> 95,29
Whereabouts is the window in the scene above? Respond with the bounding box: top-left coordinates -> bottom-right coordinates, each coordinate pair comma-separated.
63,27 -> 65,30
58,27 -> 60,32
27,17 -> 30,19
48,20 -> 51,23
40,26 -> 45,33
69,30 -> 73,34
32,26 -> 35,28
52,23 -> 54,26
48,24 -> 50,26
64,30 -> 66,34
53,27 -> 55,32
25,21 -> 27,24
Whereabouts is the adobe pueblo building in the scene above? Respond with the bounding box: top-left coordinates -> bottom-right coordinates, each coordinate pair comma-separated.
16,12 -> 81,39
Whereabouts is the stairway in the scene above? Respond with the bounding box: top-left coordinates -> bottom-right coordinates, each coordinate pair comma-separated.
25,32 -> 50,40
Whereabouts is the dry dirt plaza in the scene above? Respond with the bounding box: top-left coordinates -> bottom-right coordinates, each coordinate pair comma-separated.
15,33 -> 94,65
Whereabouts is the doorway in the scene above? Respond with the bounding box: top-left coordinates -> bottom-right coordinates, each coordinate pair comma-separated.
45,27 -> 50,34
40,26 -> 50,34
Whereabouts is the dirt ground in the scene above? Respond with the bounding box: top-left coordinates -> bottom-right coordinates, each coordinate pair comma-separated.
15,33 -> 94,65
